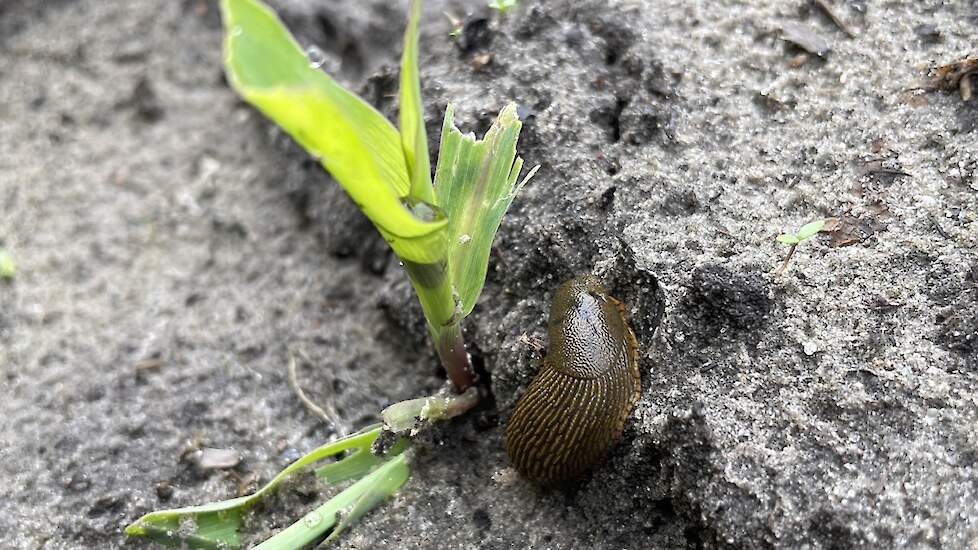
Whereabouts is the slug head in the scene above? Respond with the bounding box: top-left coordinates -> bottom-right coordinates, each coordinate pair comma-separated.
547,275 -> 629,379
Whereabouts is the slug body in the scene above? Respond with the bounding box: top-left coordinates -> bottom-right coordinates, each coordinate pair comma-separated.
505,275 -> 640,483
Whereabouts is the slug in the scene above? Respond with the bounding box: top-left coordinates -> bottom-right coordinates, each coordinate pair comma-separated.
504,275 -> 640,483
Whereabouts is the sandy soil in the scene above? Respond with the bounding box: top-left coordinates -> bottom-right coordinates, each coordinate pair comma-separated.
1,0 -> 976,548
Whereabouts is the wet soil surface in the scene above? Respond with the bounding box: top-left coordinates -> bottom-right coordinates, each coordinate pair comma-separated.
1,0 -> 976,548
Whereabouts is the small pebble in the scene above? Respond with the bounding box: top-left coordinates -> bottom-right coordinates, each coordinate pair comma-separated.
190,448 -> 241,470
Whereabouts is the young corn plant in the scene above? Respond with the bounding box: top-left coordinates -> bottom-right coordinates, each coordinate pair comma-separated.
124,0 -> 535,547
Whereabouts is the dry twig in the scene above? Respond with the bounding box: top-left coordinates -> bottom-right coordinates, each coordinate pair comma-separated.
287,350 -> 348,436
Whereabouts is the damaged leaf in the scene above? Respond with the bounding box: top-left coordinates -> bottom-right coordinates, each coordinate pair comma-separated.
434,103 -> 538,318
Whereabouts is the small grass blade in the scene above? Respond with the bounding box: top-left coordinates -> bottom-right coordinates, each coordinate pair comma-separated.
315,433 -> 407,485
125,425 -> 403,549
434,103 -> 537,317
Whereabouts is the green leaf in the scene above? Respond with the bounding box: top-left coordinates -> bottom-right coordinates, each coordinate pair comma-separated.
488,0 -> 519,13
255,453 -> 410,549
0,248 -> 14,279
125,425 -> 406,549
434,103 -> 536,318
776,233 -> 800,245
320,454 -> 410,545
315,432 -> 407,485
796,219 -> 826,241
399,0 -> 433,205
220,0 -> 445,263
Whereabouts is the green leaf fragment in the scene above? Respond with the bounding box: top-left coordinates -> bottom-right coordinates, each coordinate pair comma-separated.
125,425 -> 407,549
434,103 -> 536,318
796,219 -> 826,240
776,233 -> 800,245
220,0 -> 445,263
0,249 -> 14,279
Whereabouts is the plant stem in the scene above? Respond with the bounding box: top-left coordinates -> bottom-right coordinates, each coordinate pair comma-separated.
434,321 -> 476,392
776,243 -> 797,276
402,257 -> 476,393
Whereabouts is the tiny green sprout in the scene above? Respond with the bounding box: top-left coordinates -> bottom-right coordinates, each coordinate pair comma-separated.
488,0 -> 519,14
775,219 -> 826,275
0,248 -> 15,280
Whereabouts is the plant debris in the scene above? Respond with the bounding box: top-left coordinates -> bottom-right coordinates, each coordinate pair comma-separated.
189,448 -> 241,471
858,158 -> 913,182
287,351 -> 347,435
922,56 -> 978,101
822,215 -> 875,247
134,358 -> 163,371
471,52 -> 493,69
781,22 -> 831,57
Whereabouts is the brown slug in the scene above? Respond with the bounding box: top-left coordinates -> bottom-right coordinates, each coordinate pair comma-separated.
504,275 -> 640,483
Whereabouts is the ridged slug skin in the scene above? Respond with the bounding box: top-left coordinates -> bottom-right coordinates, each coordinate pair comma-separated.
505,275 -> 640,483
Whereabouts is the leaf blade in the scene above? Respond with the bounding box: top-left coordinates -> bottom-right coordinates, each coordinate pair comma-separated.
321,454 -> 411,545
399,0 -> 433,204
220,0 -> 446,262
